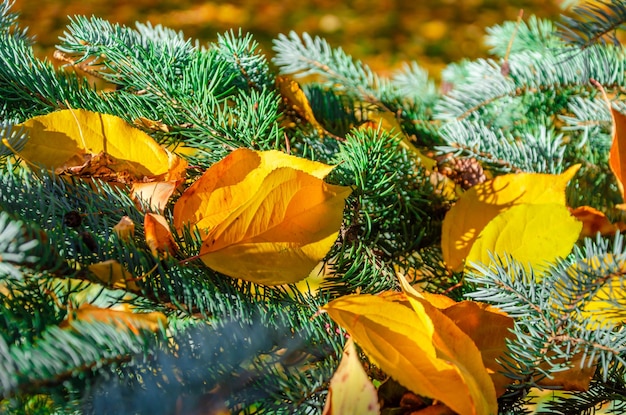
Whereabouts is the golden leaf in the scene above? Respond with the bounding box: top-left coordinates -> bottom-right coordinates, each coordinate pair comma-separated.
398,273 -> 514,397
12,109 -> 187,183
61,303 -> 166,334
323,293 -> 497,415
466,203 -> 582,275
144,213 -> 177,257
322,338 -> 380,415
174,148 -> 350,285
88,259 -> 140,291
441,165 -> 580,271
173,148 -> 335,234
131,180 -> 181,213
610,106 -> 626,201
112,216 -> 135,241
440,302 -> 514,396
199,167 -> 351,285
277,76 -> 325,135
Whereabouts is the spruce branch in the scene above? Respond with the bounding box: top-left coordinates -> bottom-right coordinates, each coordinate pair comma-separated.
558,0 -> 626,49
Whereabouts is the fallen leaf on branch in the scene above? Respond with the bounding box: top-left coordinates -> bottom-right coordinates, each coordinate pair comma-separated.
441,165 -> 580,271
8,109 -> 187,184
145,213 -> 177,257
61,303 -> 166,334
323,292 -> 498,415
570,205 -> 618,238
173,148 -> 335,233
131,180 -> 182,212
113,216 -> 135,241
466,203 -> 582,276
88,259 -> 140,291
174,148 -> 351,285
322,338 -> 380,415
277,76 -> 326,135
609,105 -> 626,201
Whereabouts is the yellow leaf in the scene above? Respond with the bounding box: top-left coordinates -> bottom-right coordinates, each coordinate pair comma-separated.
199,167 -> 351,285
112,216 -> 135,241
322,338 -> 380,415
610,106 -> 626,201
277,76 -> 326,135
173,148 -> 335,234
144,213 -> 177,257
440,302 -> 514,397
398,273 -> 514,396
323,293 -> 497,415
131,180 -> 181,213
442,166 -> 580,271
88,259 -> 140,291
13,109 -> 186,183
466,203 -> 582,275
61,303 -> 166,334
568,253 -> 626,329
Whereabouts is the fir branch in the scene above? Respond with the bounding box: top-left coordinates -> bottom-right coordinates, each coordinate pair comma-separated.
214,29 -> 274,91
0,0 -> 29,41
437,120 -> 566,173
272,31 -> 390,107
1,320 -> 162,400
485,15 -> 564,58
436,45 -> 626,122
558,0 -> 626,49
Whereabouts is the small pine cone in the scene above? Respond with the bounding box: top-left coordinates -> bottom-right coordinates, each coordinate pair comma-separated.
436,154 -> 486,190
454,157 -> 486,189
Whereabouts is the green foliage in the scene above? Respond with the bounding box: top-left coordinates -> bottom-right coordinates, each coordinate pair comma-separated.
3,0 -> 626,413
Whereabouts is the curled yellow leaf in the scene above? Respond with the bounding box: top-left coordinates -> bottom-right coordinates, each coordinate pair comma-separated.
323,293 -> 497,415
12,109 -> 186,183
199,167 -> 351,285
174,148 -> 351,286
322,338 -> 380,415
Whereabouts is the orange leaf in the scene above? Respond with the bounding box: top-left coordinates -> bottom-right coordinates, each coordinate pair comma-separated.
144,213 -> 177,257
173,148 -> 335,234
440,302 -> 514,397
174,148 -> 350,285
569,206 -> 618,238
537,352 -> 595,391
322,338 -> 380,415
112,216 -> 135,241
398,274 -> 514,397
131,180 -> 181,213
61,303 -> 166,334
610,106 -> 626,201
323,293 -> 497,415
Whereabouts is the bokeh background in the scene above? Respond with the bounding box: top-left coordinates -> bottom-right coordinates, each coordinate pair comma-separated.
12,0 -> 565,77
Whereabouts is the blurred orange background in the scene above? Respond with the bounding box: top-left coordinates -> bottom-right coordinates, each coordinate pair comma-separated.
12,0 -> 563,76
